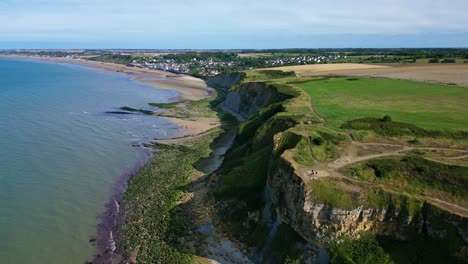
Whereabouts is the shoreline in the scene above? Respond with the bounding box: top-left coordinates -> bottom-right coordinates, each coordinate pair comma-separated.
1,55 -> 222,263
0,55 -> 213,102
1,55 -> 218,138
92,147 -> 153,264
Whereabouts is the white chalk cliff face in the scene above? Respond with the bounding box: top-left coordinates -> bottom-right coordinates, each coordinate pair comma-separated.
223,82 -> 284,119
205,72 -> 246,89
269,154 -> 468,246
213,74 -> 467,259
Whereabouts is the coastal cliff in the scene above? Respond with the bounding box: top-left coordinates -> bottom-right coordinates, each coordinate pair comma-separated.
222,82 -> 289,119
116,70 -> 468,263
205,72 -> 246,89
209,72 -> 468,263
269,152 -> 468,245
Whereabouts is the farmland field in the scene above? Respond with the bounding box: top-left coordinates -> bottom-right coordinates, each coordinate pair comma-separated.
257,63 -> 387,76
296,77 -> 468,130
270,63 -> 468,87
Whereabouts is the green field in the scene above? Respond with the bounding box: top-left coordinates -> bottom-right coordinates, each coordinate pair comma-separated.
296,77 -> 468,131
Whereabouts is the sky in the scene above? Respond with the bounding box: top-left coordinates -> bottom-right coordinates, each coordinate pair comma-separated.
1,0 -> 467,49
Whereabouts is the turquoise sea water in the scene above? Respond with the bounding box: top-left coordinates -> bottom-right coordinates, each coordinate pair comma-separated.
0,58 -> 179,263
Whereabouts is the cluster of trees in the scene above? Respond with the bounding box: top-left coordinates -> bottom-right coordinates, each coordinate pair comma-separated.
429,58 -> 457,63
242,48 -> 468,58
244,48 -> 468,64
161,52 -> 238,63
88,54 -> 133,64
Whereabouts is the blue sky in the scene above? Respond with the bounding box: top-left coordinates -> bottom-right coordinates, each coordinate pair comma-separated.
1,0 -> 467,49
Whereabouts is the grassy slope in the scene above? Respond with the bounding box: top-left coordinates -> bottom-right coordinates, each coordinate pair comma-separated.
117,77 -> 239,263
119,70 -> 467,263
211,78 -> 321,263
346,156 -> 468,199
217,72 -> 468,263
119,129 -> 222,263
292,77 -> 468,262
296,77 -> 468,131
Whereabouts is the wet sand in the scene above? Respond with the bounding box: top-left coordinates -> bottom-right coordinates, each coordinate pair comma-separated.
1,55 -> 212,101
1,55 -> 218,138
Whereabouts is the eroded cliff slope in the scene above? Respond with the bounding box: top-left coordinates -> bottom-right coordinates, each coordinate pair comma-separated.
210,72 -> 468,263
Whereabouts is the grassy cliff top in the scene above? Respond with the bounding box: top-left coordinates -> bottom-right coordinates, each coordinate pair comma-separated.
234,71 -> 468,213
296,77 -> 468,131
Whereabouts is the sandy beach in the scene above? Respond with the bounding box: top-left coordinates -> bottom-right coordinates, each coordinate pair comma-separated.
1,55 -> 218,138
1,55 -> 212,101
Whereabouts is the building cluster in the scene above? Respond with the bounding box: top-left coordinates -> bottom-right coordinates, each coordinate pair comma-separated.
263,54 -> 346,67
128,54 -> 346,76
129,58 -> 232,76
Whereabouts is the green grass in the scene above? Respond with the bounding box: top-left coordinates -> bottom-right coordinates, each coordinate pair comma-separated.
329,233 -> 394,264
290,127 -> 346,166
88,54 -> 134,64
296,77 -> 468,131
345,155 -> 468,200
149,102 -> 179,109
186,98 -> 218,118
307,178 -> 361,209
330,232 -> 464,264
120,130 -> 221,263
149,98 -> 218,118
341,117 -> 467,139
307,177 -> 427,215
250,70 -> 296,80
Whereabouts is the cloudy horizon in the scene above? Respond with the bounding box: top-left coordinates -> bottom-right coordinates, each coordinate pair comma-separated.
1,0 -> 467,49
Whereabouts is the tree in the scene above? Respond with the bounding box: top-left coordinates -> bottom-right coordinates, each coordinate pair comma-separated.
382,115 -> 392,122
441,59 -> 456,63
312,137 -> 326,146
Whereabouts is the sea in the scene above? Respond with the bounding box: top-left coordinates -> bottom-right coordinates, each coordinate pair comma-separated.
0,58 -> 180,263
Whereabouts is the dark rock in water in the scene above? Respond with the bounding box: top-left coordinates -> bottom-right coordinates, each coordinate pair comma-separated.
105,111 -> 135,115
92,153 -> 153,264
120,106 -> 154,115
89,238 -> 96,243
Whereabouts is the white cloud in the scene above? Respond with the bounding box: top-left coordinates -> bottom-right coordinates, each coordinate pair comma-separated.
0,0 -> 467,42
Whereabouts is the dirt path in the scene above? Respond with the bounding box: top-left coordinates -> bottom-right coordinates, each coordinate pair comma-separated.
301,142 -> 468,179
426,197 -> 468,215
299,142 -> 410,180
298,141 -> 468,217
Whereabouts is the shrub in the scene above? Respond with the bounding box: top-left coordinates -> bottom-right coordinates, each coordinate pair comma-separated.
329,233 -> 393,264
407,138 -> 420,145
441,59 -> 456,63
341,117 -> 467,140
257,70 -> 296,78
381,115 -> 392,122
312,136 -> 326,146
350,156 -> 468,198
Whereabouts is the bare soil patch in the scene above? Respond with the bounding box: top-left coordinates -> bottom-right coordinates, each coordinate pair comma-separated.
297,141 -> 468,217
257,63 -> 388,76
264,63 -> 468,87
